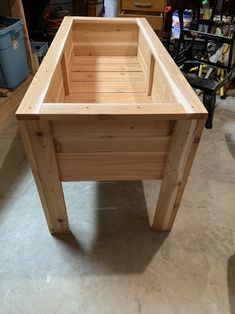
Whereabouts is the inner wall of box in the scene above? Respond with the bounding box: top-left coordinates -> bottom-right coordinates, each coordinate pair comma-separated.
44,21 -> 177,104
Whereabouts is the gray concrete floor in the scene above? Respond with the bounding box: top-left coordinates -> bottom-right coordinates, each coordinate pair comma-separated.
0,93 -> 235,313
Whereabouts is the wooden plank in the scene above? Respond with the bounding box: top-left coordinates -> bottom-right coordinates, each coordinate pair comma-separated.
138,30 -> 151,65
152,119 -> 205,231
72,56 -> 140,64
19,120 -> 70,234
39,103 -> 194,120
61,52 -> 70,95
57,152 -> 167,181
152,61 -> 177,103
70,62 -> 142,72
72,22 -> 139,42
147,54 -> 155,96
57,82 -> 65,102
73,21 -> 138,56
44,63 -> 64,102
70,71 -> 145,82
51,117 -> 173,137
65,29 -> 73,56
69,81 -> 146,93
54,135 -> 171,153
73,43 -> 138,56
65,31 -> 74,72
72,17 -> 138,24
137,47 -> 148,80
64,93 -> 153,103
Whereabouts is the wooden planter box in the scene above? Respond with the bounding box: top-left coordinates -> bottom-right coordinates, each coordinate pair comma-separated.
16,17 -> 207,235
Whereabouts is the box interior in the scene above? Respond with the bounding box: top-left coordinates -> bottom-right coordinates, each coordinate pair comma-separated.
44,20 -> 177,104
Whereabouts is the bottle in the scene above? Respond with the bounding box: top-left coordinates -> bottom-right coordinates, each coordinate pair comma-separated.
202,0 -> 210,20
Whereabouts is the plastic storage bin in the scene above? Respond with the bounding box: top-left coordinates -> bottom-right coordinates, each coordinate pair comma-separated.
31,41 -> 48,64
171,11 -> 193,39
0,17 -> 29,89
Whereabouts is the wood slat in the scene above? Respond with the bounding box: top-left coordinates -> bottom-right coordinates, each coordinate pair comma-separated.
73,43 -> 138,56
152,61 -> 177,103
72,17 -> 138,24
65,30 -> 74,72
70,71 -> 145,82
69,81 -> 146,93
73,22 -> 138,56
61,52 -> 70,95
138,31 -> 151,65
57,152 -> 167,181
44,63 -> 65,102
39,103 -> 191,120
72,56 -> 140,64
72,22 -> 138,42
64,93 -> 153,103
147,54 -> 155,96
52,118 -> 173,137
54,135 -> 171,153
57,82 -> 65,102
137,47 -> 148,80
70,62 -> 142,72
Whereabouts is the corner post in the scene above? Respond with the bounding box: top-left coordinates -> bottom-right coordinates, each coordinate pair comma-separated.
152,119 -> 205,231
19,120 -> 70,234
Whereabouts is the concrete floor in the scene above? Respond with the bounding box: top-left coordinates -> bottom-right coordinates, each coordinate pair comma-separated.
0,91 -> 235,313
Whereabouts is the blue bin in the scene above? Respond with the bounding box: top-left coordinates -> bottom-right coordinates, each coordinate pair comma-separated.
0,17 -> 29,89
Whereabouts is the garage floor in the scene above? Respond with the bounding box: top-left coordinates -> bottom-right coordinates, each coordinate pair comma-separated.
0,82 -> 235,313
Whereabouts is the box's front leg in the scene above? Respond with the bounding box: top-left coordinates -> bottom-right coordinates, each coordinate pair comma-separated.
19,120 -> 69,234
152,119 -> 205,231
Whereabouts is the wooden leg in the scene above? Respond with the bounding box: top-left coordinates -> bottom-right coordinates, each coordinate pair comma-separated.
152,119 -> 205,231
203,93 -> 216,129
19,120 -> 70,234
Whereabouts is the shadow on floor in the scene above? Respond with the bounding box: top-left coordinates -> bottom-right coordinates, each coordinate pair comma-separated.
228,254 -> 235,314
0,132 -> 29,213
0,128 -> 166,276
225,133 -> 235,159
55,181 -> 167,274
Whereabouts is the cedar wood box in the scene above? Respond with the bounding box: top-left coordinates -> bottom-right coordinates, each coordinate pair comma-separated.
16,17 -> 207,235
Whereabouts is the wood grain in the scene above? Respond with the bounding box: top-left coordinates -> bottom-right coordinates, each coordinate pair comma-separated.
54,135 -> 171,153
19,120 -> 70,234
69,81 -> 146,93
152,119 -> 205,231
70,71 -> 144,82
51,117 -> 173,137
57,152 -> 167,181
